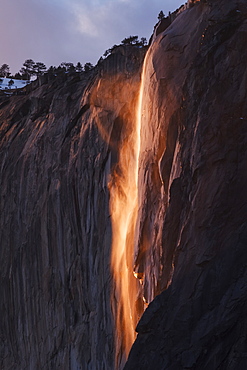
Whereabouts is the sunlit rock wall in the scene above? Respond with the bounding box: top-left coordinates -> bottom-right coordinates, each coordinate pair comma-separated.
2,1 -> 247,368
126,0 -> 247,369
0,46 -> 145,370
134,0 -> 211,305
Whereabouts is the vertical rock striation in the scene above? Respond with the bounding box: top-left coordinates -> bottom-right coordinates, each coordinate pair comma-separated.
2,0 -> 247,369
126,0 -> 247,368
0,47 -> 145,369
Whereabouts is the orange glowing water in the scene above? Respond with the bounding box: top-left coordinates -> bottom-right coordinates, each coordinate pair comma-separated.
109,54 -> 148,367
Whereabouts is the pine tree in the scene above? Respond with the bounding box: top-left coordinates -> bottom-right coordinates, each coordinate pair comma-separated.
75,62 -> 83,72
158,10 -> 165,20
83,62 -> 94,72
0,64 -> 10,77
8,79 -> 14,88
60,62 -> 75,72
34,62 -> 46,76
121,36 -> 139,45
20,59 -> 35,80
140,37 -> 147,46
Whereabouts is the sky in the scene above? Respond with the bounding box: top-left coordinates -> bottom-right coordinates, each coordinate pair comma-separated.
1,0 -> 184,75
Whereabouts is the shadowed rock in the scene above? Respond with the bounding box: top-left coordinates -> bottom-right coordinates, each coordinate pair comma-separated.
125,0 -> 247,369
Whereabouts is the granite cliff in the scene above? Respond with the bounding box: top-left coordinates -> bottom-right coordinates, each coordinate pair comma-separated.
0,46 -> 146,369
1,0 -> 247,369
126,0 -> 247,369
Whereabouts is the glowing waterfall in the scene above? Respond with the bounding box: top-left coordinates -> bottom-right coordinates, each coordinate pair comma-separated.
109,53 -> 148,367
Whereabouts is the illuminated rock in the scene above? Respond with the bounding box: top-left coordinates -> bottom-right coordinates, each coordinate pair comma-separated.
0,47 -> 145,370
125,0 -> 247,368
1,0 -> 247,369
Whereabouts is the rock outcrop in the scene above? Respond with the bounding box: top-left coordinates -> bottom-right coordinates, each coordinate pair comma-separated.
125,0 -> 247,369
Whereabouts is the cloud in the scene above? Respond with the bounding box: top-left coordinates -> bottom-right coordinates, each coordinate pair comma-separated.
75,12 -> 99,37
70,0 -> 185,56
0,0 -> 184,74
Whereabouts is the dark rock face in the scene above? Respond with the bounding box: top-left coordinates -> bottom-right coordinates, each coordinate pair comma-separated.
2,0 -> 247,369
125,0 -> 247,369
0,47 -> 145,369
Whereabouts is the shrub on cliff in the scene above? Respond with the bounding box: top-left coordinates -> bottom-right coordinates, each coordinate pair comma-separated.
158,10 -> 165,20
83,62 -> 94,72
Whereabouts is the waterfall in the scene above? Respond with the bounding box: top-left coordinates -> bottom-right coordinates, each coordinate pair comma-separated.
108,51 -> 149,368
